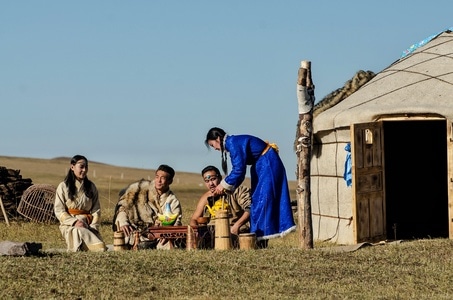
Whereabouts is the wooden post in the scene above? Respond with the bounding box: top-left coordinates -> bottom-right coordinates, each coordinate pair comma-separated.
0,196 -> 10,226
132,230 -> 140,251
296,60 -> 315,249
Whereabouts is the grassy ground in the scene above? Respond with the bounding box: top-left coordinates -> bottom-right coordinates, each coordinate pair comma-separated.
1,156 -> 453,299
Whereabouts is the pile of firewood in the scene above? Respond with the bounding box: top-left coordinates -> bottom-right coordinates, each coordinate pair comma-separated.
0,166 -> 33,220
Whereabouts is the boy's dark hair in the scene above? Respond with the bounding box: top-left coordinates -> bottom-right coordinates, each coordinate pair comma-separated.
201,165 -> 222,179
157,164 -> 175,181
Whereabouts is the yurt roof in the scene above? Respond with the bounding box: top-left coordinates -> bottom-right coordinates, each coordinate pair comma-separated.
314,29 -> 453,132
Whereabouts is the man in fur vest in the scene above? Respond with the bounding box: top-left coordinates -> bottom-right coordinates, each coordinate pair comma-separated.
113,164 -> 183,250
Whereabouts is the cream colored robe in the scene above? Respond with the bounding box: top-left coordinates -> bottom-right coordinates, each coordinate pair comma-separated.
54,180 -> 106,252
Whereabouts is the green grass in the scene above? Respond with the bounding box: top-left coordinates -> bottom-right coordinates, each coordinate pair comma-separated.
1,225 -> 453,299
1,156 -> 453,299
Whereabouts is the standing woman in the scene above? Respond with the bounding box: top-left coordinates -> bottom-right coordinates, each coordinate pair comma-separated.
54,155 -> 106,252
205,127 -> 296,242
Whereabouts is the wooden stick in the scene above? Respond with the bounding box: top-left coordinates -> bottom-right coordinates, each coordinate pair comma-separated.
132,231 -> 140,251
296,60 -> 314,249
0,196 -> 10,226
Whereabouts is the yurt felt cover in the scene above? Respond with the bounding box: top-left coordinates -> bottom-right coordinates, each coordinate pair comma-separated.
314,30 -> 453,132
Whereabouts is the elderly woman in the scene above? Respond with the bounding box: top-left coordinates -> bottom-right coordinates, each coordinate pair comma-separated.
205,127 -> 296,242
54,155 -> 106,252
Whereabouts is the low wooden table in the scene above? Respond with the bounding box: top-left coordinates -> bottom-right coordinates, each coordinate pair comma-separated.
147,225 -> 213,249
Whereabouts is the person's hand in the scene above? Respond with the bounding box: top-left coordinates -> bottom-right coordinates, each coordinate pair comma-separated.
230,223 -> 239,235
120,225 -> 133,236
212,185 -> 225,196
74,219 -> 89,229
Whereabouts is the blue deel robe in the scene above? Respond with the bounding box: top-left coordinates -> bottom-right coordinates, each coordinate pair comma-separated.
223,134 -> 296,240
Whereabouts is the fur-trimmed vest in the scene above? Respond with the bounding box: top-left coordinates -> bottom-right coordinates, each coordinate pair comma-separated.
112,179 -> 182,231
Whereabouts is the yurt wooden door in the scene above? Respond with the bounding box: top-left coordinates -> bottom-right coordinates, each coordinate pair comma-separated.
351,122 -> 386,243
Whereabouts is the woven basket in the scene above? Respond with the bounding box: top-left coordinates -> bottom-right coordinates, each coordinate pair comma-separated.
17,184 -> 57,223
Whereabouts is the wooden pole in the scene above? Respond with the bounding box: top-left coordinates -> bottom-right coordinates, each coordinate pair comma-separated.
0,196 -> 10,226
296,60 -> 315,249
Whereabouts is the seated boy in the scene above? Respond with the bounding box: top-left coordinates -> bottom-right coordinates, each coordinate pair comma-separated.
113,164 -> 183,250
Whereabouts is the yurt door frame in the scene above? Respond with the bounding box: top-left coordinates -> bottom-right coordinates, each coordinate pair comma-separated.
352,119 -> 451,243
446,120 -> 453,239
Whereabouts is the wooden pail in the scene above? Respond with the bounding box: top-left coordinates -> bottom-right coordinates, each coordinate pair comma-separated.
113,231 -> 127,251
239,233 -> 257,250
214,210 -> 232,250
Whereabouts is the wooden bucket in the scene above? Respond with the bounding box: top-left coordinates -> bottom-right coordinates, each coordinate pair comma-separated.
239,233 -> 257,250
113,231 -> 127,251
214,210 -> 231,250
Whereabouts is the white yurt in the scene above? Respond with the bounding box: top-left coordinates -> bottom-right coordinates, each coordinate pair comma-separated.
311,28 -> 453,244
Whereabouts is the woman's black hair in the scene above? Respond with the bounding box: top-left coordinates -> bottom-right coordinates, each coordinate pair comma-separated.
64,155 -> 95,200
205,127 -> 228,175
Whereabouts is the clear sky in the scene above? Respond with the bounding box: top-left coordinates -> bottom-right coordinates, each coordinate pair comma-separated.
1,1 -> 452,180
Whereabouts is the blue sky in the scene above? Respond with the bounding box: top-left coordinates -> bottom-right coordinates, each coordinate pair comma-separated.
1,1 -> 452,180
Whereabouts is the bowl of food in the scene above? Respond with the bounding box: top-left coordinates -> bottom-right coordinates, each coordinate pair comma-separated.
197,216 -> 210,225
158,213 -> 178,226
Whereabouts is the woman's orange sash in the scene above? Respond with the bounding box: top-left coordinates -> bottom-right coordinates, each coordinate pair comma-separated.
68,208 -> 93,225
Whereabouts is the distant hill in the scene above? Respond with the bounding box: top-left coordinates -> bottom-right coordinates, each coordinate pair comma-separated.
0,155 -> 296,199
